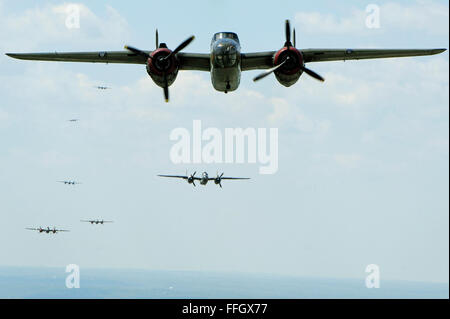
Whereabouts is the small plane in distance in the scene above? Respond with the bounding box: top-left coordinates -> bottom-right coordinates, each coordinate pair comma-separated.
81,219 -> 113,225
68,119 -> 79,122
26,227 -> 69,234
158,171 -> 250,187
94,85 -> 110,90
57,180 -> 82,185
5,20 -> 446,102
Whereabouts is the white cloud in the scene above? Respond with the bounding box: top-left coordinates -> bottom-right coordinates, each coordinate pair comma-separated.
294,1 -> 449,35
333,153 -> 362,168
0,3 -> 130,51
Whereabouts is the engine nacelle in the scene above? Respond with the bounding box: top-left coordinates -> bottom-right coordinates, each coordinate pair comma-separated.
273,47 -> 304,87
146,47 -> 179,88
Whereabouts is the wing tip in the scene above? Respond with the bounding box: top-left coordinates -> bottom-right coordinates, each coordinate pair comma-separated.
432,48 -> 447,55
5,53 -> 29,60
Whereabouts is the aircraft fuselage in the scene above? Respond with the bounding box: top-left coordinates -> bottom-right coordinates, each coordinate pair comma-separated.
210,32 -> 241,93
200,172 -> 209,185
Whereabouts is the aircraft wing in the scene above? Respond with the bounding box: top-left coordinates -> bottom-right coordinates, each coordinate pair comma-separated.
56,229 -> 70,232
6,51 -> 148,64
301,48 -> 446,63
241,52 -> 277,70
208,177 -> 250,180
241,48 -> 445,70
6,51 -> 211,71
25,228 -> 38,231
158,175 -> 189,179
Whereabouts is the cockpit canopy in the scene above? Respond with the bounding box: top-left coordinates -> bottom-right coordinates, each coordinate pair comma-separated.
212,32 -> 240,43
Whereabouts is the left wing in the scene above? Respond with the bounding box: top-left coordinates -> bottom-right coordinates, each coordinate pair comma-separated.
301,48 -> 446,63
241,48 -> 445,70
6,51 -> 211,71
208,177 -> 250,180
241,52 -> 276,71
158,174 -> 189,179
6,51 -> 148,64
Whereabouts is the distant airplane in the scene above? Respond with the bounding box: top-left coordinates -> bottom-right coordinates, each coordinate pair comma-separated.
68,119 -> 79,122
158,171 -> 250,187
57,180 -> 81,185
81,219 -> 113,225
5,20 -> 446,102
94,85 -> 110,90
26,227 -> 69,234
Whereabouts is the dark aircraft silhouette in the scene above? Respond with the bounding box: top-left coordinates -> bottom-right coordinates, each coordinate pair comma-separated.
57,180 -> 81,185
158,171 -> 250,188
26,226 -> 69,234
94,86 -> 110,90
81,219 -> 113,225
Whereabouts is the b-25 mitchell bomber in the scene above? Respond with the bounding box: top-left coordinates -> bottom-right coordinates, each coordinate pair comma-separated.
158,171 -> 250,188
57,180 -> 82,185
26,227 -> 69,234
81,219 -> 113,225
6,20 -> 445,102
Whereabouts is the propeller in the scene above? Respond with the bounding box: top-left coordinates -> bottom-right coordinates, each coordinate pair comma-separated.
215,172 -> 224,188
293,28 -> 296,48
163,35 -> 195,61
124,30 -> 195,103
253,57 -> 291,82
187,170 -> 197,187
123,45 -> 150,59
285,19 -> 292,47
254,20 -> 324,82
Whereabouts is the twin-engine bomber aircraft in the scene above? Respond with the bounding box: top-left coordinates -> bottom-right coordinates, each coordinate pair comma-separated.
26,227 -> 69,234
158,172 -> 250,188
57,180 -> 81,185
81,219 -> 113,225
6,20 -> 445,102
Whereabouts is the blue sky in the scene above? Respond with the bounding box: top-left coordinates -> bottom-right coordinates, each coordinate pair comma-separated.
0,0 -> 448,285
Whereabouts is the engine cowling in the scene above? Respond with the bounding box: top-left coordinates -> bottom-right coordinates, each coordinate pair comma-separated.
254,20 -> 324,85
273,46 -> 304,87
146,47 -> 179,88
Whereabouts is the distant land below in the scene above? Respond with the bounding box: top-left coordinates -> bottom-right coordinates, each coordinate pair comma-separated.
0,267 -> 448,299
